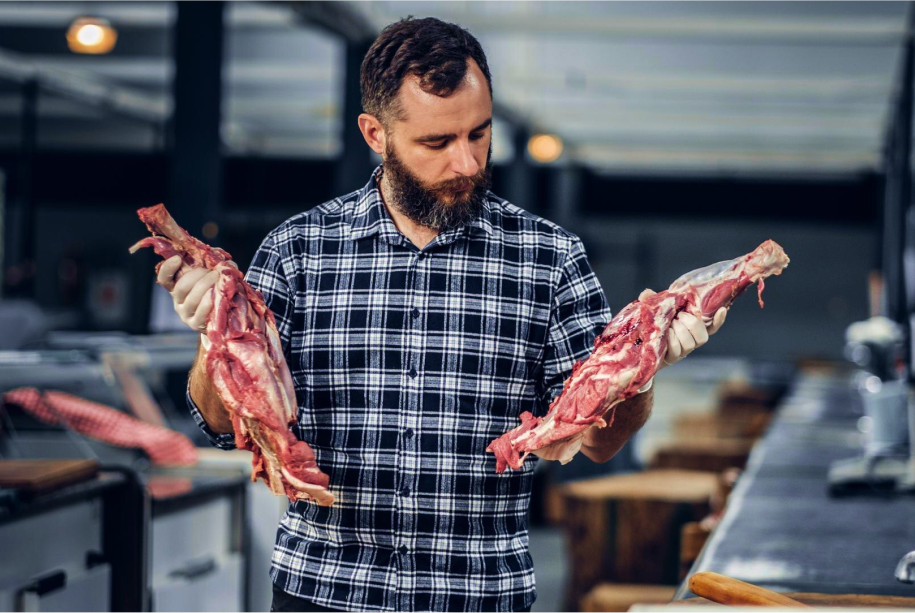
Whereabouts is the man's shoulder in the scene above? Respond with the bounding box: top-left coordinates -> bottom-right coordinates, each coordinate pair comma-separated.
486,192 -> 580,249
263,192 -> 358,245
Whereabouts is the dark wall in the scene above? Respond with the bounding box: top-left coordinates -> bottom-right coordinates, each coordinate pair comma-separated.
0,151 -> 881,347
0,152 -> 341,330
579,172 -> 882,226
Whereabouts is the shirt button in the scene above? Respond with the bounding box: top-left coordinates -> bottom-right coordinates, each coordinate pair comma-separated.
404,428 -> 414,439
399,545 -> 408,555
411,307 -> 420,319
400,486 -> 411,497
409,367 -> 417,379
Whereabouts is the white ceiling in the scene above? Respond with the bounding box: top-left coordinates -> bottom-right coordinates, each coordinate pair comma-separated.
0,1 -> 908,177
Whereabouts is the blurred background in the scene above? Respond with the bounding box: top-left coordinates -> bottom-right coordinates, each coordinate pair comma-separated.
1,2 -> 915,612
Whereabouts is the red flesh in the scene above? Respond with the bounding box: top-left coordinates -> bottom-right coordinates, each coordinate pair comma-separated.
3,388 -> 198,466
487,239 -> 790,473
130,204 -> 334,505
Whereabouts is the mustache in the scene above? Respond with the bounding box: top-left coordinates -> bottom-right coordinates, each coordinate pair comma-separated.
430,170 -> 487,195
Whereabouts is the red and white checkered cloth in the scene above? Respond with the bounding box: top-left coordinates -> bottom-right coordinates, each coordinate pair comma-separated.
3,387 -> 198,466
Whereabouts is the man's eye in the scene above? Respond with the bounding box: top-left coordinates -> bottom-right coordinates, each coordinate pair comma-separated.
470,132 -> 485,141
426,141 -> 447,150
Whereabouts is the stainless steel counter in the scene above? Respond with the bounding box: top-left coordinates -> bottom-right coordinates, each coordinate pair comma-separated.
678,371 -> 915,598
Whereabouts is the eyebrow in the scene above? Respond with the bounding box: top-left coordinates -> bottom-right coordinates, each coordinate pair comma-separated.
414,118 -> 492,143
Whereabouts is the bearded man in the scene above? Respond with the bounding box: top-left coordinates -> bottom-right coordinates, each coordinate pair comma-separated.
159,16 -> 724,613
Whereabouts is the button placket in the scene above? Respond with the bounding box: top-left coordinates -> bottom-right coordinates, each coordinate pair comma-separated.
393,248 -> 417,589
396,248 -> 424,599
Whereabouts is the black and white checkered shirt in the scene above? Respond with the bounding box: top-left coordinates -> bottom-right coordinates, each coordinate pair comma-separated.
188,167 -> 611,612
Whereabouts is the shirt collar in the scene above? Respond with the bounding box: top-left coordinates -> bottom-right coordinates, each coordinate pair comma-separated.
348,165 -> 494,244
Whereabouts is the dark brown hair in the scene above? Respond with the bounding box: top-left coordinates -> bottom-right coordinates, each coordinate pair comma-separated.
360,17 -> 493,124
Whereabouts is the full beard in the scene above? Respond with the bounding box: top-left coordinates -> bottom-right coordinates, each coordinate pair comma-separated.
382,143 -> 492,232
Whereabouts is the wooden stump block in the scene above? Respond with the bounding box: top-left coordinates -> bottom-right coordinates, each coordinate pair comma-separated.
717,381 -> 779,420
581,583 -> 677,612
649,439 -> 753,473
673,411 -> 771,440
558,469 -> 718,611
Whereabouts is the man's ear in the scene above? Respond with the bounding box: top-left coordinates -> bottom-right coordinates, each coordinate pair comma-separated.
358,113 -> 386,156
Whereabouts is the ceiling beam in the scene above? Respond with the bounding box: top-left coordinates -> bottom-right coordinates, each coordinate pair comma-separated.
361,7 -> 907,47
287,1 -> 375,44
0,2 -> 904,46
574,145 -> 879,173
0,46 -> 166,123
497,73 -> 893,99
0,3 -> 301,29
27,55 -> 893,101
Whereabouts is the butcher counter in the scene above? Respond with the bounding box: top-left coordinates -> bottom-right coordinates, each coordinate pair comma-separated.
677,369 -> 915,599
0,467 -> 248,612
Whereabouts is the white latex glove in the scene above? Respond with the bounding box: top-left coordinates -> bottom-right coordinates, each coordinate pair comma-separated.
157,255 -> 220,332
638,288 -> 727,369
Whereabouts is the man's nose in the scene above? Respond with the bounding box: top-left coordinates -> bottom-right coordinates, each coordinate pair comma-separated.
450,139 -> 480,177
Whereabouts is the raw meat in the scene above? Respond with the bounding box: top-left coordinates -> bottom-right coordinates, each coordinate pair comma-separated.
487,240 -> 790,473
3,387 -> 199,466
130,204 -> 334,505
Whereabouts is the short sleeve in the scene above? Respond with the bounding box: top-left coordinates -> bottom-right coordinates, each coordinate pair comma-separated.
186,381 -> 236,450
537,236 -> 612,417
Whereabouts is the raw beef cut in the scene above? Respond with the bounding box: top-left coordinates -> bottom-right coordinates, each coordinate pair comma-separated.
3,387 -> 198,466
487,239 -> 789,473
130,204 -> 334,505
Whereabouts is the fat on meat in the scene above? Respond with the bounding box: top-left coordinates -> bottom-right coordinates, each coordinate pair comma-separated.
130,204 -> 334,505
487,239 -> 790,473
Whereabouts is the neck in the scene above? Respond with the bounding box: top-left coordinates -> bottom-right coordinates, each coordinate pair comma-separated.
379,172 -> 439,250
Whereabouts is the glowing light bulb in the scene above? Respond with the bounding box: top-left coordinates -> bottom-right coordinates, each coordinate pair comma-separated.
67,17 -> 117,54
527,133 -> 564,163
76,24 -> 105,47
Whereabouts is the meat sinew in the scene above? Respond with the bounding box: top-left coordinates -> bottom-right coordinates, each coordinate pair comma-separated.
487,239 -> 790,473
130,204 -> 334,505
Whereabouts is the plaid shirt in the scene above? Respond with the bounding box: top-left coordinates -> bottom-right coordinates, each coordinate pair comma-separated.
187,167 -> 611,612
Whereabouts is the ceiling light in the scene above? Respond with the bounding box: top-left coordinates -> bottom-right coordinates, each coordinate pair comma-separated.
67,17 -> 117,55
527,133 -> 564,164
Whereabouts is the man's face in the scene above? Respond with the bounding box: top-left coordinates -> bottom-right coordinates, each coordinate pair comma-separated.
381,59 -> 494,232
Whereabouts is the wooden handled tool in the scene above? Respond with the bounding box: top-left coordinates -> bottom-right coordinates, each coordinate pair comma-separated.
689,572 -> 811,608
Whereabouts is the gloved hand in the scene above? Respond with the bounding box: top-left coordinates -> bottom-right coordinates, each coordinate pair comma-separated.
532,291 -> 727,464
157,255 -> 220,332
638,288 -> 727,369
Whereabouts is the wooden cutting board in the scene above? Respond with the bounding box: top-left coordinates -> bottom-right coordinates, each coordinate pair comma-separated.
681,593 -> 915,609
686,573 -> 915,609
0,459 -> 99,493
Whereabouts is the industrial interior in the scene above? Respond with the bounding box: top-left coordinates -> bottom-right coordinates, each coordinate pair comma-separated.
1,1 -> 915,611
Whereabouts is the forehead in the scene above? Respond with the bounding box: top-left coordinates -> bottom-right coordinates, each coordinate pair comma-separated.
393,60 -> 492,134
